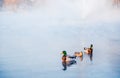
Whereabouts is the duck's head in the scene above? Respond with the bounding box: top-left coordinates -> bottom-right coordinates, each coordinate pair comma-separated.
62,51 -> 67,56
90,44 -> 93,48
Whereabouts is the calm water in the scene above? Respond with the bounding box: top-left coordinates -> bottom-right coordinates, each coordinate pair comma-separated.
0,12 -> 120,78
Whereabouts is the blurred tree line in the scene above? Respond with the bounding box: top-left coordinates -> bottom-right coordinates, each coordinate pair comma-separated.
0,0 -> 119,11
0,0 -> 46,11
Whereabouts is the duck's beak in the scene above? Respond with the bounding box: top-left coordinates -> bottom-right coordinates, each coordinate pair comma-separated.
61,52 -> 63,55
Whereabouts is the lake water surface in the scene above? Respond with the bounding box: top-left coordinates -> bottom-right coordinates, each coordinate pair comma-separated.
0,11 -> 120,78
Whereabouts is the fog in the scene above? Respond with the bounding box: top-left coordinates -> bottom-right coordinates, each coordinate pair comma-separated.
1,0 -> 120,22
47,0 -> 120,22
0,0 -> 120,78
23,0 -> 120,22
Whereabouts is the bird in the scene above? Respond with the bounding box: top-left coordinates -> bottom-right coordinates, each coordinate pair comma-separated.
74,51 -> 83,61
61,50 -> 76,70
84,44 -> 93,61
61,50 -> 76,62
84,44 -> 93,55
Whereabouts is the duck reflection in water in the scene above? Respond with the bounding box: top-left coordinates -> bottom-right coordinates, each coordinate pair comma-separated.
61,51 -> 76,71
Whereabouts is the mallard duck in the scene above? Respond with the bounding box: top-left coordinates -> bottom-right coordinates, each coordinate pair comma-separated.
84,44 -> 93,61
61,51 -> 67,62
74,51 -> 83,61
61,50 -> 76,62
61,50 -> 76,70
74,52 -> 83,57
84,44 -> 93,54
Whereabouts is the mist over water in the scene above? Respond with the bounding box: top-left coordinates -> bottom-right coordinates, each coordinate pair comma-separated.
0,0 -> 120,78
1,0 -> 120,22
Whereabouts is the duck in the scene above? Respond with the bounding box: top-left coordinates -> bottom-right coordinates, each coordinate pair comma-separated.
61,51 -> 77,70
61,50 -> 76,62
61,51 -> 67,62
74,51 -> 83,57
84,44 -> 93,55
84,44 -> 93,61
74,51 -> 83,61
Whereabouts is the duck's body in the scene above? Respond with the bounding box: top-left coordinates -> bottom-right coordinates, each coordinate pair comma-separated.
84,48 -> 92,54
62,55 -> 67,62
74,52 -> 83,61
74,52 -> 83,57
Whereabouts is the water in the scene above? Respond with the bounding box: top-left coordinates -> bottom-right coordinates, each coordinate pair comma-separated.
0,12 -> 120,78
0,0 -> 120,78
